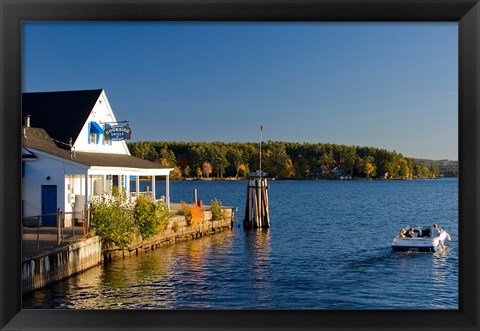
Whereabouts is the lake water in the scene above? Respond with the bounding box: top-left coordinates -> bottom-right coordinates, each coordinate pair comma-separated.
23,178 -> 458,309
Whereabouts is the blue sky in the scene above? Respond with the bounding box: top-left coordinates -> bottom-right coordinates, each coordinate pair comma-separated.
23,22 -> 458,160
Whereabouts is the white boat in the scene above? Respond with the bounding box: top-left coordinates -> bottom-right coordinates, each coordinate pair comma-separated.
391,225 -> 451,252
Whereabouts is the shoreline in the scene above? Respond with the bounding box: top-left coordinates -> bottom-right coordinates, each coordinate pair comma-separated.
133,176 -> 457,182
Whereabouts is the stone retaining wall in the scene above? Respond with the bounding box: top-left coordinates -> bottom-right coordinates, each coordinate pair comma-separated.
102,208 -> 234,263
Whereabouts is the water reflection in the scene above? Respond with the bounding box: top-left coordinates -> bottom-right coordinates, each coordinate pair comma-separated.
430,246 -> 457,307
245,229 -> 272,270
243,229 -> 272,307
23,180 -> 458,309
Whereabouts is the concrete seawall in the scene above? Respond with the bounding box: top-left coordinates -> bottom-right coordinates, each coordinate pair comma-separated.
22,208 -> 234,293
22,236 -> 102,293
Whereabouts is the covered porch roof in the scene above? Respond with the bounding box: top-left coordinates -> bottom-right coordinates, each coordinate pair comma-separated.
22,127 -> 172,175
72,152 -> 173,176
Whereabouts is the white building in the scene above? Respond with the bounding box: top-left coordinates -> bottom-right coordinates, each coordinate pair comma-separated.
22,89 -> 173,225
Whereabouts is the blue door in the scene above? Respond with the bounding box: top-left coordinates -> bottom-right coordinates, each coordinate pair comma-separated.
41,185 -> 57,226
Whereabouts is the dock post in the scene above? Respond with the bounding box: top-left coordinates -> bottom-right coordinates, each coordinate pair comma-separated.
244,124 -> 270,229
243,178 -> 270,229
57,208 -> 62,245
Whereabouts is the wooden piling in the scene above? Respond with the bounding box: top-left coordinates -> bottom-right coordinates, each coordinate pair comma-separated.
244,178 -> 270,229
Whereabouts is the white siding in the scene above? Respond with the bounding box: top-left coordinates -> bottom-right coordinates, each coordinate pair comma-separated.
73,90 -> 131,155
64,174 -> 95,214
22,150 -> 87,220
22,90 -> 172,222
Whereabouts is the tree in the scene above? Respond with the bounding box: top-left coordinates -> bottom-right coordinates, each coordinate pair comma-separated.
171,166 -> 182,180
128,141 -> 155,161
202,161 -> 213,178
190,145 -> 208,170
386,159 -> 401,179
295,154 -> 311,178
227,147 -> 244,178
413,163 -> 433,179
128,142 -> 144,158
183,165 -> 191,178
375,149 -> 392,176
207,144 -> 228,178
355,157 -> 364,176
429,163 -> 439,178
363,156 -> 377,179
264,142 -> 290,178
240,144 -> 258,171
128,140 -> 441,182
319,150 -> 335,178
281,158 -> 296,179
236,163 -> 249,178
156,146 -> 176,167
398,158 -> 411,179
339,146 -> 357,176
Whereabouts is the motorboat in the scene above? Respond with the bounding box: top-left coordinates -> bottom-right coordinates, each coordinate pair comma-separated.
392,225 -> 451,252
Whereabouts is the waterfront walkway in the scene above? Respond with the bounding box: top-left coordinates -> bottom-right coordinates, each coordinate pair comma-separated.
21,203 -> 216,260
22,226 -> 86,260
21,203 -> 190,260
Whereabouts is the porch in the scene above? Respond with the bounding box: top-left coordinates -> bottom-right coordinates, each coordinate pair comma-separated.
64,167 -> 173,216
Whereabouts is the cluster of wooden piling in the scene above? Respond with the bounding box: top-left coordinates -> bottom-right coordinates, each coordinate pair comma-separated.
244,178 -> 270,229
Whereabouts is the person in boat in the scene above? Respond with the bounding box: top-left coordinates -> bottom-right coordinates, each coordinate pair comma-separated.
405,228 -> 416,238
399,229 -> 406,238
430,223 -> 441,237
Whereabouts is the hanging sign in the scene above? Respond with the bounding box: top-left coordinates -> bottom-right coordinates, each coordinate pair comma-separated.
105,124 -> 132,141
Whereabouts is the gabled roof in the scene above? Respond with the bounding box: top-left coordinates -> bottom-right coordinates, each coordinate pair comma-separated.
22,127 -> 171,170
22,89 -> 103,145
23,127 -> 63,153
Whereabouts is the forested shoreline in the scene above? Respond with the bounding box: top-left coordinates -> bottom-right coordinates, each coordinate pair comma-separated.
127,141 -> 458,180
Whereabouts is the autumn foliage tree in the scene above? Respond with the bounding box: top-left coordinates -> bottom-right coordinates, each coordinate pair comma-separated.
128,140 -> 446,180
202,161 -> 213,178
236,163 -> 249,178
363,156 -> 377,179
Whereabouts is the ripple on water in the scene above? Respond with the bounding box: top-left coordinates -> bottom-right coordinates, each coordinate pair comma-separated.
22,179 -> 458,309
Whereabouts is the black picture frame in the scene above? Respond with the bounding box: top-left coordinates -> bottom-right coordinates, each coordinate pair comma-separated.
1,1 -> 479,330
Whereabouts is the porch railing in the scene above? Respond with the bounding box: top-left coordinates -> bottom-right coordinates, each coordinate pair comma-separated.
22,208 -> 91,254
129,191 -> 154,199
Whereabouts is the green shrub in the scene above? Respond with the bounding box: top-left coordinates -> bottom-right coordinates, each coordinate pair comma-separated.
155,201 -> 171,231
91,188 -> 134,249
210,198 -> 224,221
133,196 -> 171,240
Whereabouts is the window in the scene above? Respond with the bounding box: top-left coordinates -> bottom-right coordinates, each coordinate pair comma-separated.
90,133 -> 97,144
89,121 -> 104,145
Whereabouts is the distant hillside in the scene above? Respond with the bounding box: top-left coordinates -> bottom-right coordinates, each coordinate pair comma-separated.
413,159 -> 458,177
128,140 -> 454,180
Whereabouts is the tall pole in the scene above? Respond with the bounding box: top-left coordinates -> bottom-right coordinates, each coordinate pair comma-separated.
244,125 -> 270,229
258,125 -> 263,229
259,125 -> 263,178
